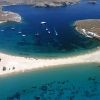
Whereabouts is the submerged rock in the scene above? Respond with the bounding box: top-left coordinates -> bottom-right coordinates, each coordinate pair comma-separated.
34,96 -> 40,100
40,85 -> 48,91
7,92 -> 20,100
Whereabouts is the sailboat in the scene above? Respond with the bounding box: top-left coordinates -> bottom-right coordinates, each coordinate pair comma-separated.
54,28 -> 58,36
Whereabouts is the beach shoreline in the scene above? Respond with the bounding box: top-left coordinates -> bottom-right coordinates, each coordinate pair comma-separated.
0,48 -> 100,76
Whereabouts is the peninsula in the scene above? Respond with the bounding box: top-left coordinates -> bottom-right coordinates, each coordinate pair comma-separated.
74,19 -> 100,40
4,0 -> 80,7
0,48 -> 100,76
0,11 -> 21,23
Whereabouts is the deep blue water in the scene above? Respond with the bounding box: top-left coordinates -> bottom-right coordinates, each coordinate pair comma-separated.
0,1 -> 100,58
0,1 -> 100,100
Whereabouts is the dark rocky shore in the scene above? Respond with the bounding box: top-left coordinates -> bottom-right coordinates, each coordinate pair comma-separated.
2,0 -> 80,7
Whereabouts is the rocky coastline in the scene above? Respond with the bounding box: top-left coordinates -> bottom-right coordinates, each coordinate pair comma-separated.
74,19 -> 100,40
3,0 -> 80,7
0,11 -> 21,23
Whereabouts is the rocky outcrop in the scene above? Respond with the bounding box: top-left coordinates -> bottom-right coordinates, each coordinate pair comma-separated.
74,19 -> 100,40
3,0 -> 80,7
0,11 -> 21,23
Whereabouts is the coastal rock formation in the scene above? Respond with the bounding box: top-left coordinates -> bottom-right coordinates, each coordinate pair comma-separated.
3,0 -> 80,7
74,19 -> 100,40
0,11 -> 21,23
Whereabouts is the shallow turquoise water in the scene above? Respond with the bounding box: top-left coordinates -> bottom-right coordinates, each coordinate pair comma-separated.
0,63 -> 100,100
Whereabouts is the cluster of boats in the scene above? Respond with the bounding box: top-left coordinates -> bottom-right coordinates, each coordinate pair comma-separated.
41,21 -> 58,36
0,21 -> 59,38
0,27 -> 26,37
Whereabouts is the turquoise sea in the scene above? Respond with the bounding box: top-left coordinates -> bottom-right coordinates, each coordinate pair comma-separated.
0,0 -> 100,100
0,63 -> 100,100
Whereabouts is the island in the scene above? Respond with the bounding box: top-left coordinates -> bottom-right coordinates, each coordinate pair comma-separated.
4,0 -> 80,7
74,19 -> 100,40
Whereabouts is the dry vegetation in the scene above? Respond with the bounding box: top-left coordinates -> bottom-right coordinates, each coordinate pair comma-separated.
75,19 -> 100,35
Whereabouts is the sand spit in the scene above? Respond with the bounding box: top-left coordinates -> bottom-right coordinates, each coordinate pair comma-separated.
0,48 -> 100,76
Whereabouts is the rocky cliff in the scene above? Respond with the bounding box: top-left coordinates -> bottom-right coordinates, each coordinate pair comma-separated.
0,11 -> 21,23
2,0 -> 80,7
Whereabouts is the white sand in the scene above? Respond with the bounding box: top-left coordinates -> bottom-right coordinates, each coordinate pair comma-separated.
0,49 -> 100,76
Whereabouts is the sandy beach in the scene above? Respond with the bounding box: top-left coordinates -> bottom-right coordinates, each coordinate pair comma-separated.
0,48 -> 100,76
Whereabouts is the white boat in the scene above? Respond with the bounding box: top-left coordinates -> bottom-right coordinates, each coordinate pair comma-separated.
18,31 -> 22,34
1,30 -> 4,32
54,28 -> 58,36
41,21 -> 47,24
11,27 -> 15,30
48,31 -> 51,34
22,34 -> 26,37
46,28 -> 48,31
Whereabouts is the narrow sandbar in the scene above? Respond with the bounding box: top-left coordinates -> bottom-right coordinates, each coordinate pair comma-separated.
0,48 -> 100,76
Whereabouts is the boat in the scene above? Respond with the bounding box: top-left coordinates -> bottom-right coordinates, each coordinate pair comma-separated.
41,21 -> 47,24
22,34 -> 26,37
48,31 -> 51,34
18,31 -> 22,34
46,28 -> 48,31
1,29 -> 4,32
11,27 -> 15,30
54,28 -> 58,36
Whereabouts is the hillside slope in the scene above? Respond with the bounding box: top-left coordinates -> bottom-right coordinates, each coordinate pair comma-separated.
2,0 -> 80,7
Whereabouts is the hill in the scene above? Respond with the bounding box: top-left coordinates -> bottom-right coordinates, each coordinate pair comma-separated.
2,0 -> 80,7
